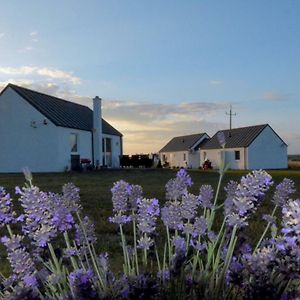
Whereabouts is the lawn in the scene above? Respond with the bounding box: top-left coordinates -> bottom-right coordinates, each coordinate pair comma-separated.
1,168 -> 300,275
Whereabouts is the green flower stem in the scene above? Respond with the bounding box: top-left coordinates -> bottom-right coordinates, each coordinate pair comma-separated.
143,233 -> 148,268
205,219 -> 226,272
185,219 -> 190,252
119,224 -> 130,274
76,212 -> 105,290
166,226 -> 172,264
162,242 -> 167,272
132,212 -> 139,275
47,242 -> 65,294
155,245 -> 161,273
6,224 -> 14,239
215,225 -> 238,298
254,205 -> 278,252
208,173 -> 224,231
63,231 -> 78,270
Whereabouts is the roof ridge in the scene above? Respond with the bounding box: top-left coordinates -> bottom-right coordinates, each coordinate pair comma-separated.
8,83 -> 91,110
217,124 -> 268,132
172,132 -> 206,139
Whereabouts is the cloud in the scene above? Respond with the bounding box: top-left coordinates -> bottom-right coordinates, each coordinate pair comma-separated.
0,66 -> 81,85
0,33 -> 5,39
18,46 -> 34,53
262,91 -> 290,102
29,31 -> 38,42
100,99 -> 228,153
209,80 -> 223,86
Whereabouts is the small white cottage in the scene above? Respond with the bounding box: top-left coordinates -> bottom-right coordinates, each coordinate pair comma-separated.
0,83 -> 123,172
159,133 -> 210,168
201,124 -> 287,170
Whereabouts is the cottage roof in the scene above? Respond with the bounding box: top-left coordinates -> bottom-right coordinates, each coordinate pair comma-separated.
159,133 -> 208,152
202,124 -> 285,149
3,84 -> 122,136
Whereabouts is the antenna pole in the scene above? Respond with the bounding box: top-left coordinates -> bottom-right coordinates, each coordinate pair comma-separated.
226,105 -> 236,130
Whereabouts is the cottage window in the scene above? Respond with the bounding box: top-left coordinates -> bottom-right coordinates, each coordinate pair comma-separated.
183,153 -> 186,161
235,150 -> 240,160
70,133 -> 78,153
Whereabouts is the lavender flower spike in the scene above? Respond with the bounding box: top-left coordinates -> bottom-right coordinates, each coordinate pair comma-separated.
0,187 -> 16,227
217,131 -> 226,148
272,178 -> 296,207
165,169 -> 193,201
1,234 -> 37,287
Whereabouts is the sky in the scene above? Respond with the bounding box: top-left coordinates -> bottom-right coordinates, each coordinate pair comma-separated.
0,0 -> 299,154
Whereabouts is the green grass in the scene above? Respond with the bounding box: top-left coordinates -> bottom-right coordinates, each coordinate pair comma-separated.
1,168 -> 300,275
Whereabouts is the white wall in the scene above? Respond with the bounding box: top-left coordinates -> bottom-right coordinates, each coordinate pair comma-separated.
57,127 -> 92,171
160,150 -> 201,168
160,151 -> 189,168
202,147 -> 246,170
188,151 -> 201,168
0,88 -> 61,172
248,126 -> 287,169
103,134 -> 122,168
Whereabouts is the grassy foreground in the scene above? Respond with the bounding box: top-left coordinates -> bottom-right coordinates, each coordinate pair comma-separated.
1,168 -> 300,275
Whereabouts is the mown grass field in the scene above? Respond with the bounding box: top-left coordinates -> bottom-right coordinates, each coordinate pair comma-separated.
1,168 -> 300,275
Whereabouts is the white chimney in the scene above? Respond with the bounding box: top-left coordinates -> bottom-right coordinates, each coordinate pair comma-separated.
93,96 -> 103,167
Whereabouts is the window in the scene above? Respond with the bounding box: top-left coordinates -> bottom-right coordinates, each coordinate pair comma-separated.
183,153 -> 186,161
235,150 -> 240,160
106,138 -> 112,152
70,133 -> 78,152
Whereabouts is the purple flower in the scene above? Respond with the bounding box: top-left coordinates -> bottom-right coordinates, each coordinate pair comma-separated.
109,215 -> 132,224
161,202 -> 183,230
64,247 -> 78,258
69,269 -> 97,299
224,181 -> 238,216
75,216 -> 97,246
225,170 -> 273,228
98,252 -> 109,272
62,182 -> 82,212
157,269 -> 170,281
226,213 -> 248,228
262,214 -> 277,225
1,234 -> 37,287
165,169 -> 193,201
137,198 -> 160,234
199,185 -> 214,209
181,193 -> 199,219
217,131 -> 226,148
111,180 -> 132,212
172,236 -> 186,253
18,186 -> 57,246
281,199 -> 300,237
0,187 -> 16,227
190,240 -> 207,252
128,184 -> 143,210
137,235 -> 154,250
272,178 -> 296,207
191,216 -> 208,238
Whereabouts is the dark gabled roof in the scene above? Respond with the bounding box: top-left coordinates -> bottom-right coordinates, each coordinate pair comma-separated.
1,83 -> 122,136
202,124 -> 272,149
159,133 -> 208,152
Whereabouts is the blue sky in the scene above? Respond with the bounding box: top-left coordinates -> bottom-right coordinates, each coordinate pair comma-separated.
0,1 -> 299,154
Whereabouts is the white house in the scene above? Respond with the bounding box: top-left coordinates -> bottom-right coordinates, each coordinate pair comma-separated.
0,83 -> 123,172
201,124 -> 287,170
159,133 -> 210,168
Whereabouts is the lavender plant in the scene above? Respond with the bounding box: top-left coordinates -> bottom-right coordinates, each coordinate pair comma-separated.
0,164 -> 300,299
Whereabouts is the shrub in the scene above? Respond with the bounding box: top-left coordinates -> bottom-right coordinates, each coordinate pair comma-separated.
0,167 -> 299,299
